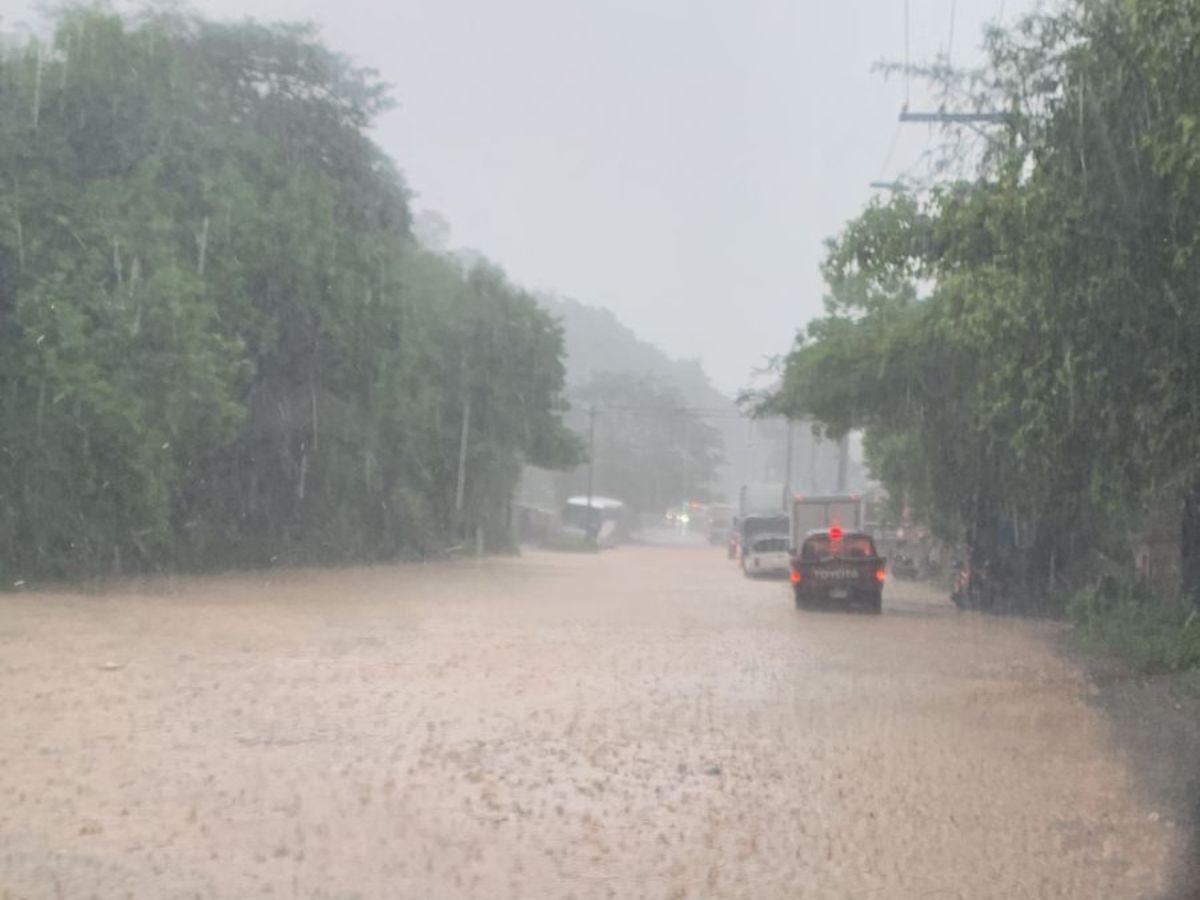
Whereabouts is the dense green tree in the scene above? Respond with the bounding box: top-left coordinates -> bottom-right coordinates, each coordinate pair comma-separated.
771,0 -> 1200,608
0,6 -> 580,582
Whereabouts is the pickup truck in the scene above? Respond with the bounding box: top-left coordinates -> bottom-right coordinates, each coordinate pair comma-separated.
790,527 -> 886,614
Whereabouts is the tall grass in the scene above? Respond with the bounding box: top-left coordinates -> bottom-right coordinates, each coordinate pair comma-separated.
1068,579 -> 1200,673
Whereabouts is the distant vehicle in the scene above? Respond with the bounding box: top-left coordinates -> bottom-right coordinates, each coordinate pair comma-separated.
738,514 -> 790,560
706,503 -> 735,546
738,482 -> 786,517
563,496 -> 629,545
789,493 -> 863,549
791,526 -> 886,614
741,534 -> 791,578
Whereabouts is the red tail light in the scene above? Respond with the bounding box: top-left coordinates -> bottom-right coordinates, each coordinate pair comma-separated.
790,568 -> 801,585
828,525 -> 843,541
875,568 -> 886,583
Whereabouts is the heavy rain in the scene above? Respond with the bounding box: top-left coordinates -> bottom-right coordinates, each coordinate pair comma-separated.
1,1 -> 1198,898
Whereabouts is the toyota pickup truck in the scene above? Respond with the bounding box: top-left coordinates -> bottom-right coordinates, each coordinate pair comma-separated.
790,527 -> 886,614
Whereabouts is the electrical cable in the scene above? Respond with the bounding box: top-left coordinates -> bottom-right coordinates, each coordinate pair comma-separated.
877,121 -> 904,185
947,0 -> 957,66
904,0 -> 911,108
578,404 -> 754,420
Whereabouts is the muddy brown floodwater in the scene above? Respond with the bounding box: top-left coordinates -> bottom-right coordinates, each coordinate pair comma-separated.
0,545 -> 1182,899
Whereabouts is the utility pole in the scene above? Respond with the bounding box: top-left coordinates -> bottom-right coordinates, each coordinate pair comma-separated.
746,417 -> 756,483
680,413 -> 690,515
455,345 -> 471,522
454,394 -> 471,515
585,405 -> 596,511
810,433 -> 819,494
836,434 -> 849,494
782,418 -> 794,510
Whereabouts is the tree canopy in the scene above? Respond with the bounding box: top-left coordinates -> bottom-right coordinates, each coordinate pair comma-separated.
0,6 -> 581,582
771,0 -> 1200,608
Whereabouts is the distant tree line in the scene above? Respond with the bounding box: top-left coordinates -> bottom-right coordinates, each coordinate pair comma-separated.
559,373 -> 725,514
768,0 -> 1200,610
535,293 -> 738,508
0,6 -> 580,582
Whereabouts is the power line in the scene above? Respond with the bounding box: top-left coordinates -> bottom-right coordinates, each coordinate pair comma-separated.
947,0 -> 957,66
876,121 -> 904,185
575,404 -> 783,421
904,0 -> 911,107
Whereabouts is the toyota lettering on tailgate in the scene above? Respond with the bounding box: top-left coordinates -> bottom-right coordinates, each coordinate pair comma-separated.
813,568 -> 859,580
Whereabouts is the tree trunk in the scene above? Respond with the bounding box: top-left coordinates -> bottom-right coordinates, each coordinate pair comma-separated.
296,444 -> 308,502
197,215 -> 210,277
31,40 -> 43,130
12,209 -> 24,273
310,380 -> 319,453
1182,477 -> 1200,611
455,395 -> 471,514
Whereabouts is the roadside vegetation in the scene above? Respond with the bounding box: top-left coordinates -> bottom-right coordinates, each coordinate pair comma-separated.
1068,580 -> 1200,673
0,7 -> 582,583
766,0 -> 1200,665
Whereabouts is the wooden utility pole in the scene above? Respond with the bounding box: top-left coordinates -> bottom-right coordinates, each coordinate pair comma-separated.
197,216 -> 210,278
836,434 -> 849,494
455,394 -> 471,514
680,413 -> 690,513
31,41 -> 43,130
782,418 -> 795,509
585,405 -> 596,511
809,434 -> 819,493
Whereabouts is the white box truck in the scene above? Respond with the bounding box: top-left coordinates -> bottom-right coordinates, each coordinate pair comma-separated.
790,493 -> 863,551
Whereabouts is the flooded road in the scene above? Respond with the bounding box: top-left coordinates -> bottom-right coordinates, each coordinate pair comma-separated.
0,546 -> 1179,899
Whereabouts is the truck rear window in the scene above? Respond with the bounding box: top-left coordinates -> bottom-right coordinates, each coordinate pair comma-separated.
801,534 -> 876,560
752,537 -> 788,553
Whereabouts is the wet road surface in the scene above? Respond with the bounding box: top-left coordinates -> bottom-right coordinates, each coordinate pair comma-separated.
0,546 -> 1179,898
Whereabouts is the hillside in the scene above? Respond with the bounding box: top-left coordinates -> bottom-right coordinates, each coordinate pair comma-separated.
535,293 -> 747,504
536,294 -> 734,411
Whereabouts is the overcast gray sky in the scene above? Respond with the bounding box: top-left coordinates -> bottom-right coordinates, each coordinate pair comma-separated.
9,0 -> 1028,394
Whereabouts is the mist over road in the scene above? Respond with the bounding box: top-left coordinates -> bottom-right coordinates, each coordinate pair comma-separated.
0,548 -> 1176,898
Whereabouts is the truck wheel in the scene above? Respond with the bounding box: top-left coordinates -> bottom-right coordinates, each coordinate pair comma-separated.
867,594 -> 883,615
794,590 -> 808,610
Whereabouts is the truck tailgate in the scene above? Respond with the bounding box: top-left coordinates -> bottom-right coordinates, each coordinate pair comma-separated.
796,558 -> 882,587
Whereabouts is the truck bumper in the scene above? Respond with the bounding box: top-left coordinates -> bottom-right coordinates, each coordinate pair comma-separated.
795,586 -> 882,610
